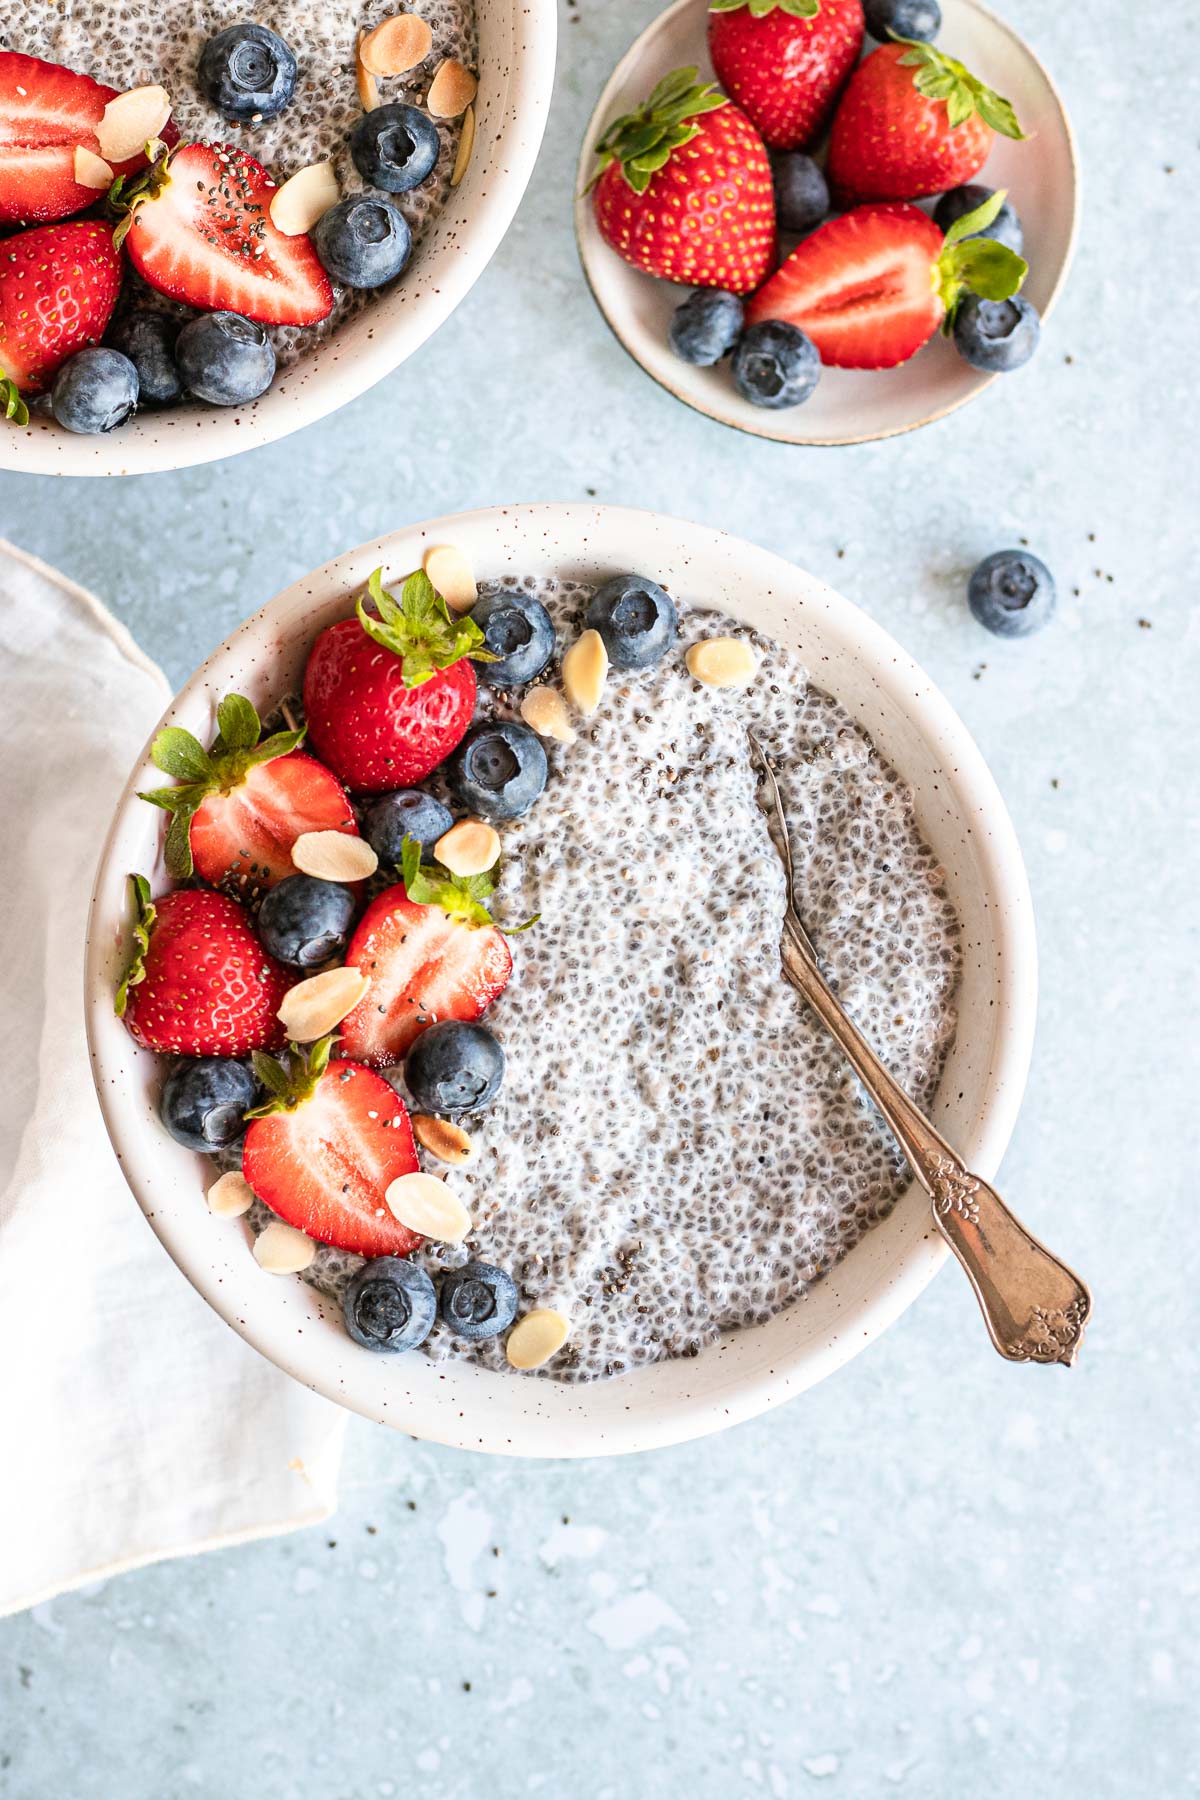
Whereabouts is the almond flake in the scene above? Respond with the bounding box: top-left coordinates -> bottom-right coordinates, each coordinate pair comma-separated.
291,829 -> 378,882
269,160 -> 339,236
277,966 -> 370,1042
520,685 -> 576,745
74,146 -> 114,190
427,58 -> 478,119
253,1220 -> 317,1274
506,1309 -> 569,1371
412,1114 -> 475,1166
423,543 -> 477,613
450,102 -> 475,187
384,1171 -> 471,1242
359,13 -> 433,76
96,85 -> 171,164
435,818 -> 500,878
207,1171 -> 256,1218
562,628 -> 608,716
356,39 -> 381,112
685,638 -> 758,688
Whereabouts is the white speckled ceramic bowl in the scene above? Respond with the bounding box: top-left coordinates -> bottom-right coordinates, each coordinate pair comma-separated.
4,0 -> 556,478
575,0 -> 1078,446
85,502 -> 1036,1456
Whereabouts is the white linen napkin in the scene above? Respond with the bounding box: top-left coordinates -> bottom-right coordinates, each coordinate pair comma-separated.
0,538 -> 346,1620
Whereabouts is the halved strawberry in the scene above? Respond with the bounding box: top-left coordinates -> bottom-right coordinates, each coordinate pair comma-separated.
115,141 -> 333,326
0,51 -> 176,226
339,880 -> 513,1067
116,877 -> 292,1057
138,692 -> 358,897
243,1038 -> 424,1259
304,567 -> 494,793
744,194 -> 1026,368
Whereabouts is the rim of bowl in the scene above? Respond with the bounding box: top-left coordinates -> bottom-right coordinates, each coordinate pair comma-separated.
3,0 -> 558,478
573,0 -> 1080,448
84,502 -> 1037,1455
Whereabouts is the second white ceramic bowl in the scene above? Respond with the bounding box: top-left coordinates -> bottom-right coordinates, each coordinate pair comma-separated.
86,502 -> 1036,1455
5,0 -> 556,478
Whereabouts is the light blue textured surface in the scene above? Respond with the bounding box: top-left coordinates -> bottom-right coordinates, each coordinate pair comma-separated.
1,0 -> 1196,1795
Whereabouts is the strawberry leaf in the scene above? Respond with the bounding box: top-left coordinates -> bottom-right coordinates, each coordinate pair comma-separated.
149,727 -> 214,784
710,0 -> 819,14
114,874 -> 156,1018
0,371 -> 29,428
895,38 -> 1025,140
108,137 -> 174,250
355,566 -> 496,690
591,66 -> 728,196
215,693 -> 261,754
936,206 -> 1027,326
245,1035 -> 338,1119
398,834 -> 539,934
941,187 -> 1007,246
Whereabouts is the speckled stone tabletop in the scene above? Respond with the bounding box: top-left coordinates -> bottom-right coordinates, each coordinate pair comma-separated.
1,1 -> 1196,1795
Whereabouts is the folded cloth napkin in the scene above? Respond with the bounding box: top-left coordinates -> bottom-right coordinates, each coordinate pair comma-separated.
0,539 -> 346,1620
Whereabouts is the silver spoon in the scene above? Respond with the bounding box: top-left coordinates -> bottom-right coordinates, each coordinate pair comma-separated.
748,731 -> 1091,1366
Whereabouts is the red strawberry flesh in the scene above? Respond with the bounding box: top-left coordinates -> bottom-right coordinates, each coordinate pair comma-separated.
339,885 -> 512,1066
189,748 -> 358,896
243,1059 -> 424,1259
121,887 -> 292,1058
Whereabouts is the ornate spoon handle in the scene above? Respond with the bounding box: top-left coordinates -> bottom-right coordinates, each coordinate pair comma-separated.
777,924 -> 1091,1366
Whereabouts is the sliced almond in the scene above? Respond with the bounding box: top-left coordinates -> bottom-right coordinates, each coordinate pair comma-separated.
423,543 -> 477,613
207,1171 -> 256,1218
384,1171 -> 471,1242
359,13 -> 434,76
277,966 -> 370,1042
435,818 -> 501,878
427,58 -> 478,119
562,628 -> 608,717
412,1114 -> 475,1166
506,1308 -> 569,1371
253,1220 -> 317,1274
450,102 -> 475,188
74,145 -> 114,190
520,685 -> 576,746
270,160 -> 340,236
685,638 -> 758,688
291,829 -> 378,883
96,85 -> 172,165
356,37 -> 381,112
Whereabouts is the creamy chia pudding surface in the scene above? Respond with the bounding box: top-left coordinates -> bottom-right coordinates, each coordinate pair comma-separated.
255,578 -> 962,1383
5,0 -> 476,367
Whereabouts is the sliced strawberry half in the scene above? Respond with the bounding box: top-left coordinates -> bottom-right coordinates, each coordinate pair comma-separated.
117,141 -> 333,326
339,883 -> 513,1067
0,51 -> 175,226
243,1040 -> 424,1260
745,198 -> 1026,370
138,692 -> 358,897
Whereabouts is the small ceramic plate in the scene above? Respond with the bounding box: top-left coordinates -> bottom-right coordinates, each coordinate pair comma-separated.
575,0 -> 1078,446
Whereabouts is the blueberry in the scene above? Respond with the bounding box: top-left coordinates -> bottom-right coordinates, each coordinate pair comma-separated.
731,321 -> 820,410
933,184 -> 1024,255
864,0 -> 941,41
176,312 -> 275,406
160,1057 -> 257,1152
471,590 -> 555,686
668,290 -> 744,366
50,348 -> 138,434
350,104 -> 440,193
343,1257 -> 437,1353
199,22 -> 297,123
449,721 -> 547,821
771,153 -> 829,235
313,196 -> 412,289
967,550 -> 1056,639
257,874 -> 355,968
362,789 -> 453,864
404,1021 -> 505,1114
439,1262 -> 519,1341
952,295 -> 1040,374
107,311 -> 182,407
584,573 -> 678,671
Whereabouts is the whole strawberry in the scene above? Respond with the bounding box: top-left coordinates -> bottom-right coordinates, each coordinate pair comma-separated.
828,39 -> 1023,205
708,0 -> 864,151
0,219 -> 122,417
304,567 -> 492,793
591,66 -> 775,294
116,877 -> 293,1057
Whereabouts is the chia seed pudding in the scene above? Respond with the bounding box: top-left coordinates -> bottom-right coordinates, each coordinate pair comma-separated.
5,0 -> 476,368
273,577 -> 961,1383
